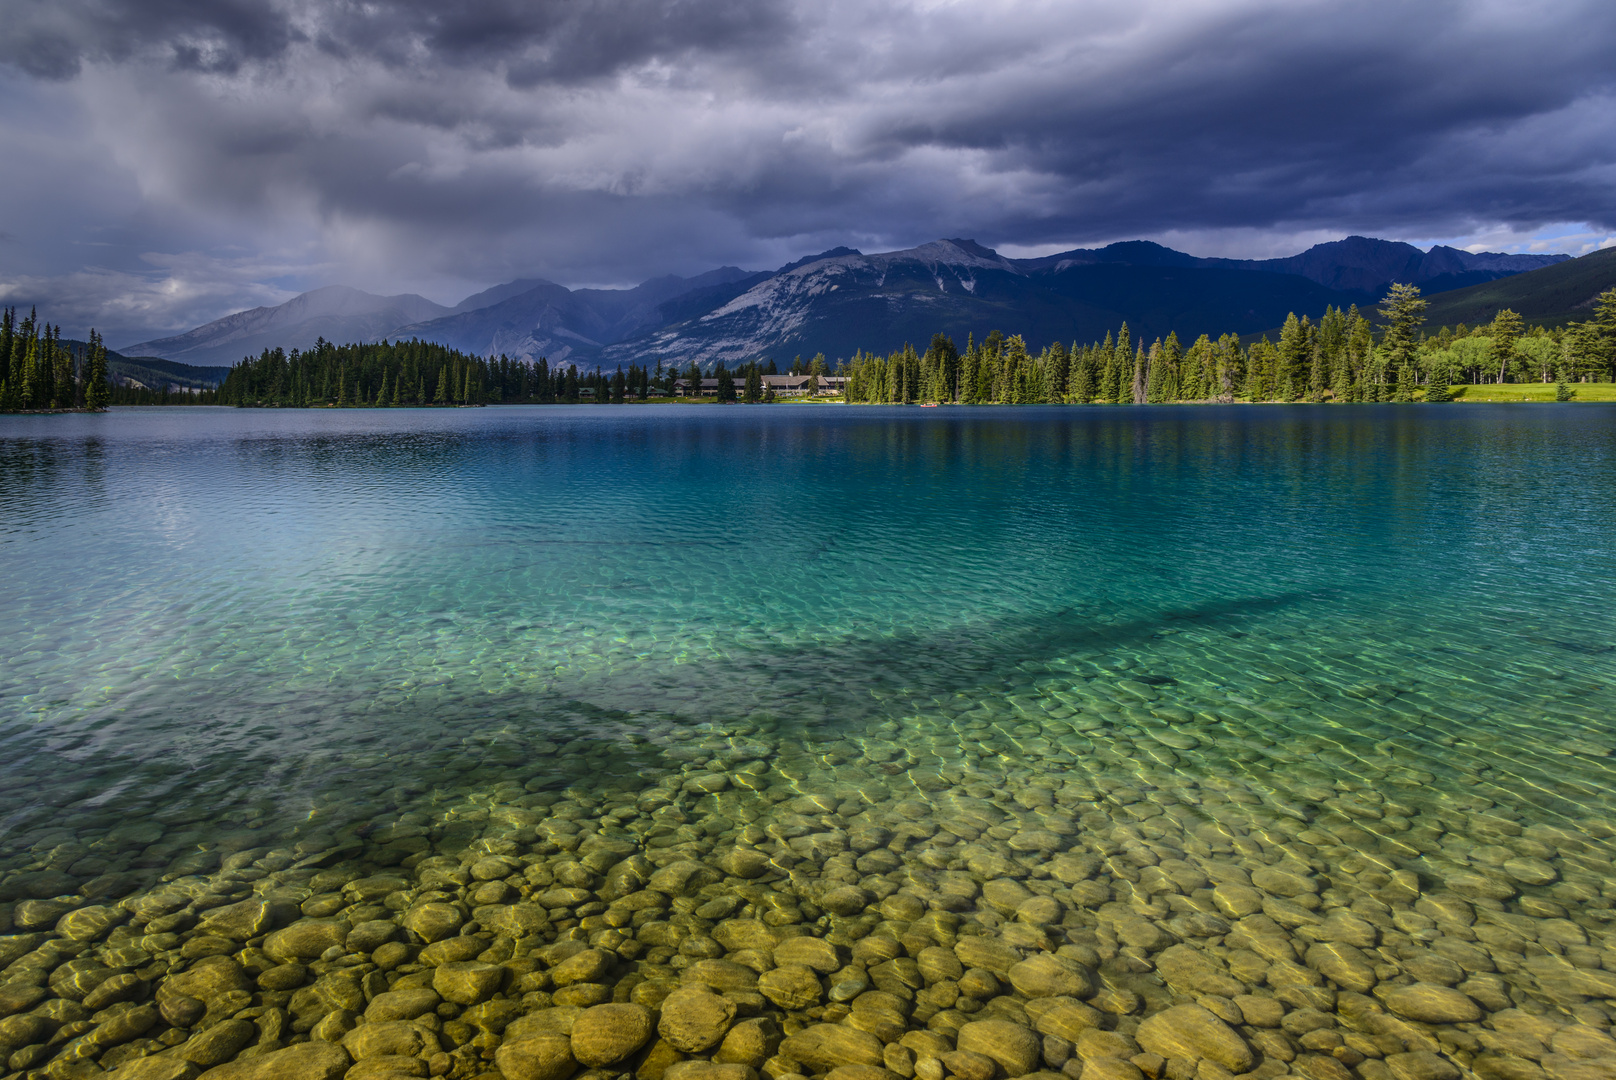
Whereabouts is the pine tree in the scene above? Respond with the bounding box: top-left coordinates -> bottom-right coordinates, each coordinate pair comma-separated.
1424,366 -> 1450,402
377,369 -> 390,406
1392,361 -> 1415,402
433,365 -> 449,404
392,372 -> 403,407
19,325 -> 37,409
85,330 -> 111,411
1595,288 -> 1616,381
1070,344 -> 1094,403
1277,313 -> 1308,401
1380,284 -> 1427,386
744,365 -> 762,403
1144,340 -> 1165,403
1555,365 -> 1575,401
51,326 -> 74,408
1490,308 -> 1524,384
1104,327 -> 1126,404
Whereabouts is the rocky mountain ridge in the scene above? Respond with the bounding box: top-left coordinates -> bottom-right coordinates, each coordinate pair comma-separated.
119,239 -> 1569,370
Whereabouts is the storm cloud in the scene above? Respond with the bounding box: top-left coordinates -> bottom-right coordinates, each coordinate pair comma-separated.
1,0 -> 1613,342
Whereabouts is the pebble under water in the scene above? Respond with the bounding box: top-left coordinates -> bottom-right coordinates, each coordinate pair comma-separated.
2,404 -> 1616,1080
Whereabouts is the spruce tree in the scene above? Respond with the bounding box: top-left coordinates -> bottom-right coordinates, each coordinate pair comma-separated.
744,366 -> 762,403
1277,313 -> 1307,401
1393,361 -> 1415,402
1071,345 -> 1094,403
377,369 -> 390,406
85,330 -> 110,411
1555,366 -> 1575,401
1110,326 -> 1130,403
433,365 -> 449,404
1596,288 -> 1616,380
1379,284 -> 1427,394
1490,308 -> 1524,384
1097,330 -> 1116,403
1144,340 -> 1165,403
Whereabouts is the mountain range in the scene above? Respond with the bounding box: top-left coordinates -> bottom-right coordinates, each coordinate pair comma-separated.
120,237 -> 1576,370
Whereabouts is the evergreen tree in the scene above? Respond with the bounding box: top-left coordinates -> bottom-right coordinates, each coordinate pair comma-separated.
743,365 -> 762,403
1596,288 -> 1616,381
377,369 -> 390,406
715,364 -> 736,402
1392,359 -> 1415,402
958,338 -> 980,404
1070,344 -> 1094,403
50,326 -> 74,408
85,330 -> 110,411
1490,308 -> 1524,384
1277,313 -> 1308,401
1143,340 -> 1164,403
1246,339 -> 1277,401
1104,327 -> 1126,404
925,333 -> 959,402
1378,283 -> 1427,392
1424,364 -> 1450,402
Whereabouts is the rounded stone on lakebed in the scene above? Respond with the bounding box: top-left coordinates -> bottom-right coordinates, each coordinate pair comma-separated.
571,1002 -> 655,1066
1135,1004 -> 1256,1073
433,960 -> 504,1004
402,902 -> 463,943
1383,984 -> 1483,1024
497,1032 -> 577,1080
660,985 -> 739,1053
956,1019 -> 1043,1077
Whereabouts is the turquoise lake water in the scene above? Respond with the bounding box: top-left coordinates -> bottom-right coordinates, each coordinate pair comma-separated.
3,404 -> 1616,1071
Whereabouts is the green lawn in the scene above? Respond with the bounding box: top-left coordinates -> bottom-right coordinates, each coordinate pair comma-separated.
1448,383 -> 1616,402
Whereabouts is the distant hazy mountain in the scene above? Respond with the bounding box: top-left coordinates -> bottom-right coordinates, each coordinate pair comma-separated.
119,285 -> 451,367
122,237 -> 1568,371
392,267 -> 754,365
1209,235 -> 1568,295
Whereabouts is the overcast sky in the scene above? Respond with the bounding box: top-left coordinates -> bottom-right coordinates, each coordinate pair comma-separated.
1,0 -> 1614,344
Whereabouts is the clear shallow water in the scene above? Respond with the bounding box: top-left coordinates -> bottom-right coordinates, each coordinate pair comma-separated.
3,404 -> 1616,1077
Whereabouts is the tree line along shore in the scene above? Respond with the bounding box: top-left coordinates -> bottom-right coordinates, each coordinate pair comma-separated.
0,309 -> 110,412
6,285 -> 1615,413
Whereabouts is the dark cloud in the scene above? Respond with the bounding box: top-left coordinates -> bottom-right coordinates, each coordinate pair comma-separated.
0,0 -> 1613,340
0,0 -> 298,77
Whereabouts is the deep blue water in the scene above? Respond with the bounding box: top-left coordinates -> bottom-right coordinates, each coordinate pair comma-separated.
2,403 -> 1615,895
